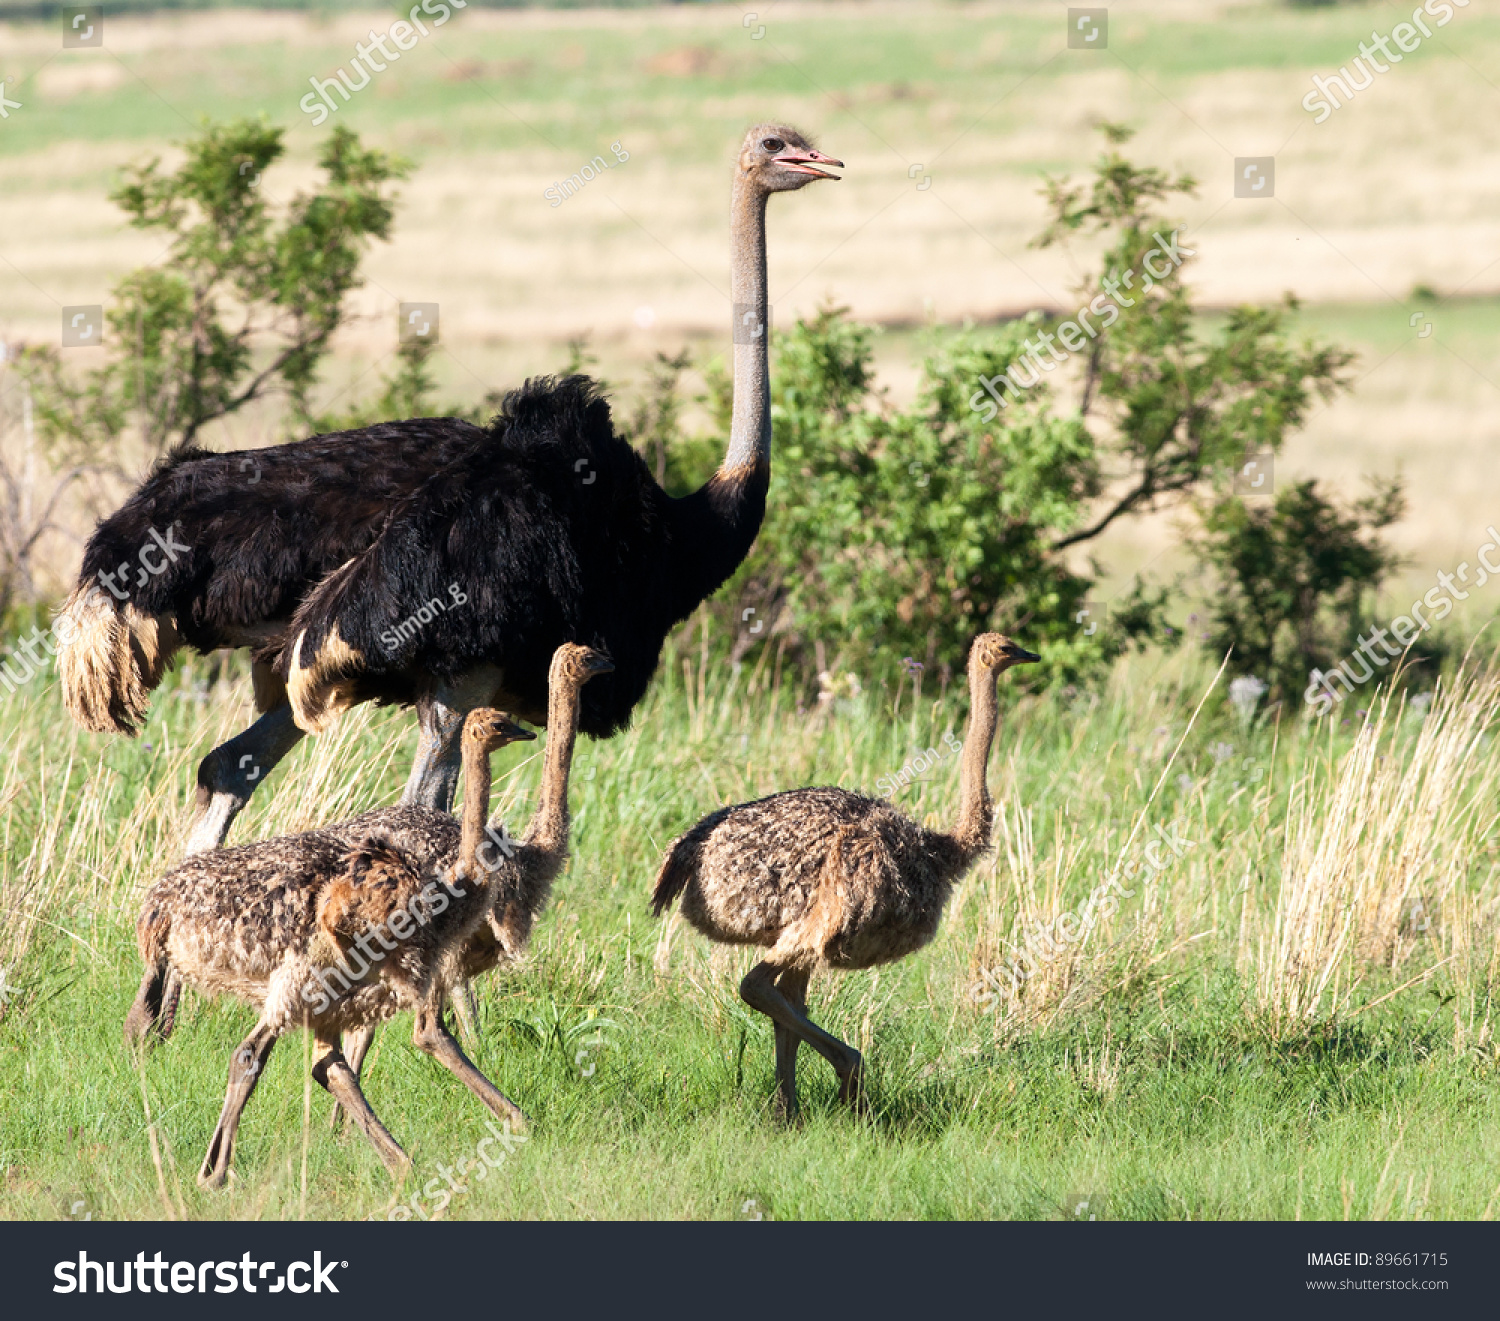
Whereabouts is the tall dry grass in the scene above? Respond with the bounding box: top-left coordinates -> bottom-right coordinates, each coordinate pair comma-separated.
3,642 -> 1500,1218
958,657 -> 1500,1051
0,673 -> 415,1014
5,637 -> 1499,1062
1253,663 -> 1500,1033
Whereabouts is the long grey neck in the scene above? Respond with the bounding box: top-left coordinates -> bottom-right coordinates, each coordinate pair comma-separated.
523,679 -> 579,858
954,667 -> 1001,857
724,173 -> 770,474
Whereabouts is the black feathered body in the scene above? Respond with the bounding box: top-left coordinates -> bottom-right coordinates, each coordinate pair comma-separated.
65,377 -> 765,739
283,377 -> 766,737
77,418 -> 490,655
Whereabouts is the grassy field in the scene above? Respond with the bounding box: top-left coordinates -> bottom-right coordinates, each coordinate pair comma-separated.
3,1 -> 1500,603
3,639 -> 1500,1220
2,0 -> 1500,1222
7,0 -> 1500,336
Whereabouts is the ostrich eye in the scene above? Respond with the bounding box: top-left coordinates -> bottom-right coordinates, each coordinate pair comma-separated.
761,137 -> 785,154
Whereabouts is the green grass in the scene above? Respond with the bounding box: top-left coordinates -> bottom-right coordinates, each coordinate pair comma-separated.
3,639 -> 1499,1220
1286,295 -> 1500,358
4,0 -> 1500,1221
4,1 -> 1499,155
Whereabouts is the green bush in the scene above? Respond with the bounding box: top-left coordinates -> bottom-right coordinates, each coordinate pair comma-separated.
715,306 -> 1103,687
675,126 -> 1362,693
17,119 -> 408,474
1192,478 -> 1439,706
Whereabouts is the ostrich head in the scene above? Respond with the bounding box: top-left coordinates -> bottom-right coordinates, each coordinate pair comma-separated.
970,633 -> 1041,675
738,124 -> 843,193
462,708 -> 536,753
550,643 -> 616,690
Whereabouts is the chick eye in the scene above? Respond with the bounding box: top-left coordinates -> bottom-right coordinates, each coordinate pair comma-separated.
761,137 -> 785,153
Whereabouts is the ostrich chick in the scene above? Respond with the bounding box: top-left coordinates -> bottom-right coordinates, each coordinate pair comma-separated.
331,641 -> 616,1121
128,707 -> 534,1188
651,633 -> 1039,1118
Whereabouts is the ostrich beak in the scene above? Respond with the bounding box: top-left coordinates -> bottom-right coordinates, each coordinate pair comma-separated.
775,148 -> 843,180
500,717 -> 537,741
1003,643 -> 1041,665
585,655 -> 616,676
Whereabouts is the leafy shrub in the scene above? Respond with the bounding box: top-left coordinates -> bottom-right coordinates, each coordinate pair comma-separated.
1192,478 -> 1437,705
17,119 -> 408,475
715,306 -> 1103,687
677,125 -> 1361,692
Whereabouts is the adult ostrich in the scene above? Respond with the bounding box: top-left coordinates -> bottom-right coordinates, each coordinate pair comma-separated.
58,124 -> 842,854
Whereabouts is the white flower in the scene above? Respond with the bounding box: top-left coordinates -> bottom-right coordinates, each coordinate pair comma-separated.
817,670 -> 863,706
1228,675 -> 1268,724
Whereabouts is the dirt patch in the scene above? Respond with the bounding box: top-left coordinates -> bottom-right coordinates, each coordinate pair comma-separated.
642,45 -> 722,78
35,61 -> 126,99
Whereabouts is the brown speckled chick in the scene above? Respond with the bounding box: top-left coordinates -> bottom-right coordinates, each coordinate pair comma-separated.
331,641 -> 614,1127
125,644 -> 610,1189
652,632 -> 1038,1119
127,709 -> 532,1188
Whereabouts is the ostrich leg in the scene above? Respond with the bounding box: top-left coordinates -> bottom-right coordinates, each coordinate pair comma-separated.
740,960 -> 865,1116
771,966 -> 810,1121
413,1004 -> 528,1132
311,1032 -> 411,1177
330,1025 -> 375,1132
184,701 -> 306,855
403,689 -> 483,1044
448,981 -> 482,1045
401,669 -> 512,811
191,682 -> 478,856
199,1020 -> 279,1188
401,693 -> 469,812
